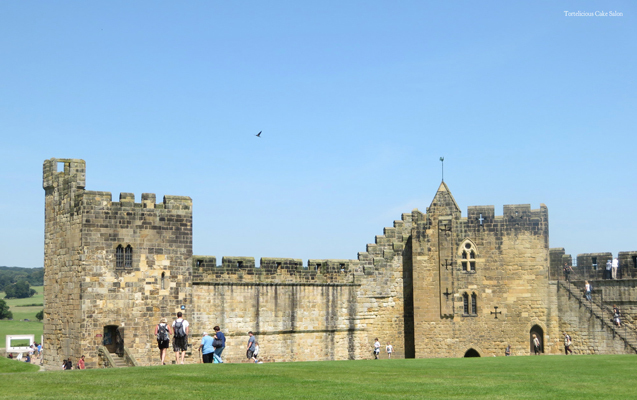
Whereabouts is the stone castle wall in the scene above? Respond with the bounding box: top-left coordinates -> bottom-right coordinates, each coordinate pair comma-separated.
42,158 -> 637,368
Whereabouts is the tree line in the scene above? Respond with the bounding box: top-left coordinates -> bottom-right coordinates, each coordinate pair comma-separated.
0,266 -> 44,292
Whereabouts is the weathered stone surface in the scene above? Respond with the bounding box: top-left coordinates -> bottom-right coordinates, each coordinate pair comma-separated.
42,159 -> 637,369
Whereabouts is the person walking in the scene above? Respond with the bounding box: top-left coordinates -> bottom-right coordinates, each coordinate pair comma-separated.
199,332 -> 214,363
563,333 -> 573,355
613,305 -> 622,327
77,355 -> 86,369
373,338 -> 381,359
386,342 -> 393,359
584,281 -> 591,301
505,344 -> 511,356
252,342 -> 260,363
246,331 -> 256,362
154,317 -> 172,365
532,334 -> 541,355
172,312 -> 190,364
213,326 -> 226,360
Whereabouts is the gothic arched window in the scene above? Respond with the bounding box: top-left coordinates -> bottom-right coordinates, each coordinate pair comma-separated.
116,245 -> 124,269
459,240 -> 477,272
124,245 -> 133,269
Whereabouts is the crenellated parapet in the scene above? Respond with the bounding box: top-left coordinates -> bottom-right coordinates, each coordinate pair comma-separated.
191,256 -> 358,284
81,191 -> 192,210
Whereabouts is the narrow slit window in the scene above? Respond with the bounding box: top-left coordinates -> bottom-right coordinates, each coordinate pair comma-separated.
161,272 -> 165,290
471,293 -> 477,315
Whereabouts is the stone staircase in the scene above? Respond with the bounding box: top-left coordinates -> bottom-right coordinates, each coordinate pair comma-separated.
558,280 -> 637,353
109,353 -> 128,368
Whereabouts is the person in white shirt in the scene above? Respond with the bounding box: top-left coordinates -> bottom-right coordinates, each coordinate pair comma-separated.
373,338 -> 381,359
386,342 -> 393,359
611,258 -> 619,279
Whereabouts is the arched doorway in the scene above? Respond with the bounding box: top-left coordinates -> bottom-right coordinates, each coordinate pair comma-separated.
103,325 -> 124,356
464,348 -> 480,357
529,325 -> 544,355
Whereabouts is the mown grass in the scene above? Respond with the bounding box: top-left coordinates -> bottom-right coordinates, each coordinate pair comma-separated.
0,354 -> 636,399
0,286 -> 44,348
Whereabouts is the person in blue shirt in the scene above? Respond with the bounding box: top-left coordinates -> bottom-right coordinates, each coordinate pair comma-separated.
199,332 -> 215,363
213,326 -> 226,359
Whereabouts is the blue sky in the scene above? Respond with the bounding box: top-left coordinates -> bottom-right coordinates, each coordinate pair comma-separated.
0,1 -> 635,268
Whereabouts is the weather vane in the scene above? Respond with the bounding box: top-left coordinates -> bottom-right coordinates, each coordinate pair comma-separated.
440,157 -> 444,182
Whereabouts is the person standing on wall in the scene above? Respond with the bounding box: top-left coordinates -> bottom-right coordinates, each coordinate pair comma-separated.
172,312 -> 190,364
155,317 -> 172,365
200,332 -> 215,363
563,333 -> 573,355
606,259 -> 612,280
213,326 -> 226,360
612,258 -> 619,279
563,263 -> 573,281
246,331 -> 256,362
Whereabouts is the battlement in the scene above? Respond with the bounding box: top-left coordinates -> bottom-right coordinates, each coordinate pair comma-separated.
81,191 -> 192,210
43,158 -> 86,190
191,255 -> 357,283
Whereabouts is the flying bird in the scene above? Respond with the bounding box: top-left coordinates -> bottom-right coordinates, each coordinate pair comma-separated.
256,131 -> 262,137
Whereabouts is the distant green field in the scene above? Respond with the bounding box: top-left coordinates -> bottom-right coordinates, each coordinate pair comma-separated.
0,286 -> 43,348
0,354 -> 636,399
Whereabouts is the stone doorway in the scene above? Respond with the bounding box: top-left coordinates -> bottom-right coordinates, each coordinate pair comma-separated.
103,325 -> 124,356
529,325 -> 544,355
464,348 -> 480,357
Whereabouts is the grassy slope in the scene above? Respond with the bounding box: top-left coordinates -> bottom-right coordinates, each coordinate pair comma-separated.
0,286 -> 43,347
0,355 -> 636,399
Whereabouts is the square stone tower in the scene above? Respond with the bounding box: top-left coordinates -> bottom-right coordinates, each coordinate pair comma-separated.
43,158 -> 193,368
409,182 -> 557,357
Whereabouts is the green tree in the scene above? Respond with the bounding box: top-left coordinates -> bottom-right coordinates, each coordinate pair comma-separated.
4,280 -> 36,299
0,298 -> 12,320
35,309 -> 44,321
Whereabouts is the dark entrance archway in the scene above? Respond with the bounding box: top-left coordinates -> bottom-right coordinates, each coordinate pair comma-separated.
530,325 -> 544,355
464,348 -> 480,357
103,325 -> 124,356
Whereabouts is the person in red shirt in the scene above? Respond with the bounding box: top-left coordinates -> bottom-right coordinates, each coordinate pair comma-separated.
78,355 -> 85,370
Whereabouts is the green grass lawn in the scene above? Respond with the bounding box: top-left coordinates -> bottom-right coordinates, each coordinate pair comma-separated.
0,354 -> 636,399
0,286 -> 43,348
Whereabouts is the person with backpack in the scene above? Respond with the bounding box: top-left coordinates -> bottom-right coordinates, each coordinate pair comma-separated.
172,312 -> 190,364
154,317 -> 173,365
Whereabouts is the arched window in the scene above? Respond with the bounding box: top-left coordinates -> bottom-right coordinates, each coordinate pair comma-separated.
161,272 -> 165,290
459,240 -> 477,272
124,245 -> 133,269
471,293 -> 477,315
116,245 -> 124,269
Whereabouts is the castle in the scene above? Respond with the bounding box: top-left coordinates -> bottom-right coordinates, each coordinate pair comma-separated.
42,158 -> 637,369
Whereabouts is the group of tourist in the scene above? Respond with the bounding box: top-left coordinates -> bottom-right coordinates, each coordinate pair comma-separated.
504,332 -> 574,356
155,312 -> 227,365
372,338 -> 393,359
605,258 -> 620,279
62,355 -> 85,370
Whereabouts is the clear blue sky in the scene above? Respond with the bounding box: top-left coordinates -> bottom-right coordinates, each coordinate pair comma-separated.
1,1 -> 635,268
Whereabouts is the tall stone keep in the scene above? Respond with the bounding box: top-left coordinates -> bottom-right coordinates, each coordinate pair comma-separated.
410,182 -> 557,357
43,158 -> 193,369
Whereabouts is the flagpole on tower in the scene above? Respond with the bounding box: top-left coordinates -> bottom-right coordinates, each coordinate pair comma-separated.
440,157 -> 444,182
